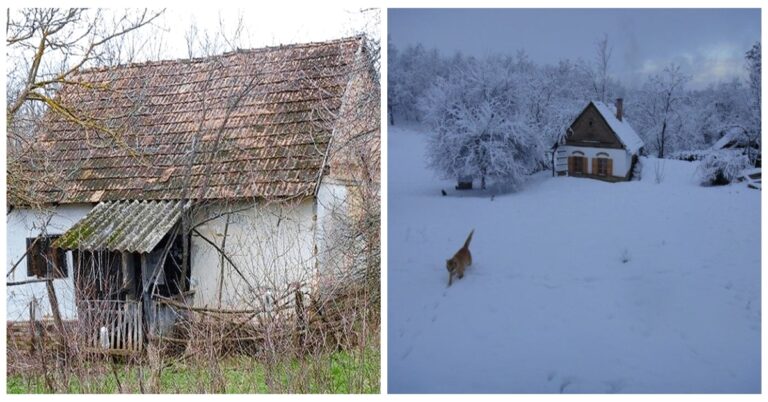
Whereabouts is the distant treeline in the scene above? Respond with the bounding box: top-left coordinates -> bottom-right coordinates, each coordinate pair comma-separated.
388,39 -> 761,159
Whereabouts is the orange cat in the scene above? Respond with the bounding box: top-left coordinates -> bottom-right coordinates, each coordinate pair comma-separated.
446,229 -> 474,287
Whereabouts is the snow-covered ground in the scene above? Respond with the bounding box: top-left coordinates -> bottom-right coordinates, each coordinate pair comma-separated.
387,125 -> 761,393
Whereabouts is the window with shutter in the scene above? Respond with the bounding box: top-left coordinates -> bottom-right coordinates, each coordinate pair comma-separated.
26,235 -> 68,279
597,158 -> 610,176
572,156 -> 585,174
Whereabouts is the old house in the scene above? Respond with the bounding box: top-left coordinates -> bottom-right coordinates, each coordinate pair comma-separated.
554,99 -> 644,181
6,36 -> 380,353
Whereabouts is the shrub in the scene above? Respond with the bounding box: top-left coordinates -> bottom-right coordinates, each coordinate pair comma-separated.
697,151 -> 751,186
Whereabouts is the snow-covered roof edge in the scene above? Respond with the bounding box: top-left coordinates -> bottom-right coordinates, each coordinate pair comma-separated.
711,127 -> 757,150
591,101 -> 645,154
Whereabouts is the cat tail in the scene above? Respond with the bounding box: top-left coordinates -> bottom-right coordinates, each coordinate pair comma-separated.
463,229 -> 475,249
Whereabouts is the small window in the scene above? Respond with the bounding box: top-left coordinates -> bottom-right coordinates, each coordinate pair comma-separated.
572,156 -> 585,174
597,158 -> 609,176
26,236 -> 68,279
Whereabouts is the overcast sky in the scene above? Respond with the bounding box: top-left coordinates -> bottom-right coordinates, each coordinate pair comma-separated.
389,8 -> 760,89
7,8 -> 378,82
162,8 -> 376,54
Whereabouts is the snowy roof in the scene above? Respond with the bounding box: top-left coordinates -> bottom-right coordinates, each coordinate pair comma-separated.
712,128 -> 756,150
712,131 -> 737,150
591,101 -> 645,154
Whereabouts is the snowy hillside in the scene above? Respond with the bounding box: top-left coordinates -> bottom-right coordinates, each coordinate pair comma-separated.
387,125 -> 761,393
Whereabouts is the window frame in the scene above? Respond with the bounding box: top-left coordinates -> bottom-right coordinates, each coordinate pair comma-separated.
596,158 -> 609,176
572,155 -> 585,174
26,235 -> 69,279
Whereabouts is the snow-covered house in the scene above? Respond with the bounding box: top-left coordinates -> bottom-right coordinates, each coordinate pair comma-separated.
554,99 -> 644,181
7,37 -> 379,353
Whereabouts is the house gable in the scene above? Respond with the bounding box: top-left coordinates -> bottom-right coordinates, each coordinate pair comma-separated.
564,103 -> 623,150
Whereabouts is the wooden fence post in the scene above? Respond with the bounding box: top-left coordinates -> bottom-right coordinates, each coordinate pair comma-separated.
294,285 -> 307,348
45,279 -> 67,347
29,299 -> 39,353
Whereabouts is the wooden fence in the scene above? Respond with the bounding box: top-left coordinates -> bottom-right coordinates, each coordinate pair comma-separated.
78,300 -> 143,354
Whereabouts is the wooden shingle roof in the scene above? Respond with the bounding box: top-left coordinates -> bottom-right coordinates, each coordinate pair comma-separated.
20,36 -> 369,204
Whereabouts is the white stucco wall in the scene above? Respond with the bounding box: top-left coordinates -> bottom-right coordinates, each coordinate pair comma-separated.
315,180 -> 350,286
561,145 -> 632,177
7,192 -> 350,320
7,204 -> 92,321
190,198 -> 318,310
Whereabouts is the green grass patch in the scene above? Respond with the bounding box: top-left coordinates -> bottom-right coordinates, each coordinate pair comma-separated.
7,346 -> 379,394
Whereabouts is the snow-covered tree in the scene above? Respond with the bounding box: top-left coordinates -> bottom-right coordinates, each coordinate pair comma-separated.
387,36 -> 399,125
744,42 -> 761,165
420,59 -> 545,189
745,42 -> 761,123
633,64 -> 691,158
390,39 -> 759,161
388,43 -> 448,124
522,59 -> 592,148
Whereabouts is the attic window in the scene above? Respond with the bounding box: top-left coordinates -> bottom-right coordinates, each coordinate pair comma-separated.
26,236 -> 68,279
589,119 -> 594,127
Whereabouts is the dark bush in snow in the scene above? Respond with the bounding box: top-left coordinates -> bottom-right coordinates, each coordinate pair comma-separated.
669,150 -> 709,162
697,151 -> 752,186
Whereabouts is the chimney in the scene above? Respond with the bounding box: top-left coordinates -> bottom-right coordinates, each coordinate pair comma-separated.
615,98 -> 624,122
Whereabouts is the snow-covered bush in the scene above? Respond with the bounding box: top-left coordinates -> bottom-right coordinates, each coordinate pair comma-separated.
697,151 -> 752,186
419,59 -> 545,189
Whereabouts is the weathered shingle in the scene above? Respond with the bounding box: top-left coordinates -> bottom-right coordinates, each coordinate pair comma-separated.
52,200 -> 189,253
22,37 -> 368,204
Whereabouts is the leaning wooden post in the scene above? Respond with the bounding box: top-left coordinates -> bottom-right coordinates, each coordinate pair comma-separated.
29,299 -> 38,354
294,284 -> 307,348
45,279 -> 67,348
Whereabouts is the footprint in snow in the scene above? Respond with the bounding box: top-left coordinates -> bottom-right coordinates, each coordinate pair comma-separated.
604,379 -> 626,393
547,371 -> 556,382
401,345 -> 413,360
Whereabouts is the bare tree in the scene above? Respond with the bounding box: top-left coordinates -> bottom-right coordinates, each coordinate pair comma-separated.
593,33 -> 613,103
7,8 -> 164,208
577,34 -> 612,103
184,11 -> 248,58
638,64 -> 690,158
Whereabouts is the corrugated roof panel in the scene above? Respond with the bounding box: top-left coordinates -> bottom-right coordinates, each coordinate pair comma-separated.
53,200 -> 188,253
